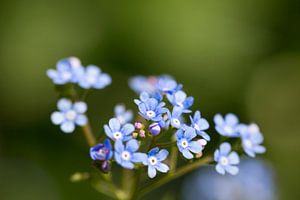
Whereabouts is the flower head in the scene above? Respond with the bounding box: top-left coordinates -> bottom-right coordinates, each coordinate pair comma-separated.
90,139 -> 113,161
129,76 -> 159,95
190,111 -> 210,141
166,107 -> 184,129
136,148 -> 170,178
238,124 -> 266,157
114,139 -> 142,169
214,142 -> 240,175
47,57 -> 83,85
77,65 -> 111,89
176,127 -> 203,159
114,104 -> 133,125
51,98 -> 88,133
157,76 -> 181,94
214,113 -> 240,137
167,90 -> 194,113
104,118 -> 134,141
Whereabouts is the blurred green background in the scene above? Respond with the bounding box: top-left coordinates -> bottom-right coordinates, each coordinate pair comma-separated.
0,0 -> 299,199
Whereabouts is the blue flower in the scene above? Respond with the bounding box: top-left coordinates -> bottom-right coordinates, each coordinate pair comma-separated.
238,124 -> 266,157
114,104 -> 133,125
176,127 -> 203,159
51,98 -> 88,133
135,93 -> 168,122
166,107 -> 184,129
214,113 -> 240,137
135,147 -> 170,178
114,139 -> 142,169
214,142 -> 240,175
190,111 -> 210,141
90,139 -> 113,161
157,76 -> 181,94
77,65 -> 111,89
129,76 -> 159,94
166,90 -> 194,113
47,57 -> 83,85
104,118 -> 134,141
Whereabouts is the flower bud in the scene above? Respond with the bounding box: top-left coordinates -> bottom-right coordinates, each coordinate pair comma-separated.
101,161 -> 111,173
134,121 -> 144,129
149,123 -> 161,136
132,132 -> 139,138
139,130 -> 146,138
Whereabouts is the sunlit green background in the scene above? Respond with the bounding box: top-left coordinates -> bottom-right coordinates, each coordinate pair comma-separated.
0,0 -> 299,199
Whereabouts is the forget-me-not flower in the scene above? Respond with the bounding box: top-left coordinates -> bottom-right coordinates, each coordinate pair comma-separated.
90,139 -> 113,161
51,98 -> 88,133
157,76 -> 181,94
136,147 -> 170,178
166,90 -> 194,113
190,111 -> 210,141
114,104 -> 133,125
238,123 -> 266,157
166,107 -> 184,129
104,118 -> 134,141
129,76 -> 159,95
77,65 -> 111,89
114,139 -> 142,169
47,57 -> 83,85
214,142 -> 240,175
176,127 -> 203,159
214,113 -> 240,137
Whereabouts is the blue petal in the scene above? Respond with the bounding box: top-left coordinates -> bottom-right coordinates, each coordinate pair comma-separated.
188,141 -> 202,154
57,98 -> 72,111
131,153 -> 148,164
225,113 -> 239,126
114,152 -> 122,165
193,111 -> 201,121
155,162 -> 169,173
121,161 -> 134,169
225,165 -> 239,175
184,128 -> 197,141
156,149 -> 169,161
126,139 -> 139,153
215,164 -> 226,175
51,112 -> 64,125
182,149 -> 193,159
183,97 -> 194,108
214,114 -> 224,126
198,131 -> 211,141
121,124 -> 135,136
75,114 -> 88,126
220,142 -> 231,155
73,102 -> 87,114
214,149 -> 220,161
148,166 -> 157,178
109,118 -> 121,131
114,140 -> 124,153
148,147 -> 159,156
104,139 -> 112,150
228,152 -> 240,165
197,118 -> 209,130
104,125 -> 113,139
174,91 -> 187,103
60,121 -> 75,133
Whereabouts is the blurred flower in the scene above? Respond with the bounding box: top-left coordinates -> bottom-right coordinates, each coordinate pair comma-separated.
214,142 -> 240,175
166,90 -> 194,113
114,139 -> 142,169
176,127 -> 203,159
136,147 -> 169,178
129,76 -> 159,94
189,111 -> 210,141
114,104 -> 133,125
157,76 -> 181,94
90,139 -> 113,161
47,57 -> 83,85
104,118 -> 134,141
51,98 -> 88,133
77,65 -> 111,89
238,124 -> 266,157
214,113 -> 240,137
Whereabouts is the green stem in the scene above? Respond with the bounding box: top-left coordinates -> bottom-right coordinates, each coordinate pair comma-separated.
156,141 -> 176,148
138,156 -> 213,198
81,123 -> 96,147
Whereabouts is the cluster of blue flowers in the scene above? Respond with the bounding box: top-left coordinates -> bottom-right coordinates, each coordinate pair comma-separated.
47,59 -> 266,179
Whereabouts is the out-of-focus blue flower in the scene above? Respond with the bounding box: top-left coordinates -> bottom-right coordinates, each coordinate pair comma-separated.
135,93 -> 168,122
182,159 -> 277,200
238,124 -> 266,157
176,127 -> 203,159
90,139 -> 113,161
47,57 -> 83,85
214,142 -> 240,175
129,76 -> 159,94
51,98 -> 88,133
189,111 -> 210,141
166,107 -> 184,129
77,65 -> 111,89
214,113 -> 240,137
104,118 -> 134,141
135,147 -> 169,178
157,76 -> 181,94
166,90 -> 194,113
114,139 -> 142,169
114,104 -> 133,125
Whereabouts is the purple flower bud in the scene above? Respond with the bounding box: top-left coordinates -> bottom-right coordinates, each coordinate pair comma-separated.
139,130 -> 146,138
134,121 -> 144,129
101,161 -> 111,173
149,123 -> 161,136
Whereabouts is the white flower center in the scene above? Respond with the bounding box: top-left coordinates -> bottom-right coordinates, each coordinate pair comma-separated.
148,156 -> 158,166
146,111 -> 156,118
194,124 -> 200,131
244,139 -> 253,148
65,110 -> 77,121
172,118 -> 181,127
224,125 -> 233,134
220,156 -> 229,166
121,151 -> 131,161
181,139 -> 189,148
113,132 -> 123,140
61,71 -> 72,80
87,75 -> 97,84
249,124 -> 259,134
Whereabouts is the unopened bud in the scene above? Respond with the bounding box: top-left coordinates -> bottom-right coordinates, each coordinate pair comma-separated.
134,121 -> 144,129
149,123 -> 161,136
101,161 -> 111,173
139,130 -> 146,138
132,132 -> 139,138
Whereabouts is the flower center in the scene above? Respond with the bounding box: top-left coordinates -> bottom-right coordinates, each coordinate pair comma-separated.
146,110 -> 156,118
65,110 -> 77,121
220,156 -> 229,166
87,75 -> 97,84
224,125 -> 233,134
98,148 -> 108,157
113,132 -> 123,140
244,139 -> 253,148
121,151 -> 131,161
194,124 -> 200,131
61,71 -> 72,80
148,156 -> 158,166
172,118 -> 181,127
181,139 -> 189,148
249,124 -> 259,134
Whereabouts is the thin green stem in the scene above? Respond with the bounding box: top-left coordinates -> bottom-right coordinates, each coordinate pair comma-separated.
81,123 -> 96,147
138,156 -> 213,198
156,141 -> 176,148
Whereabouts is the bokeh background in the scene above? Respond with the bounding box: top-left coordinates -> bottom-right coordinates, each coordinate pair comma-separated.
0,0 -> 299,199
